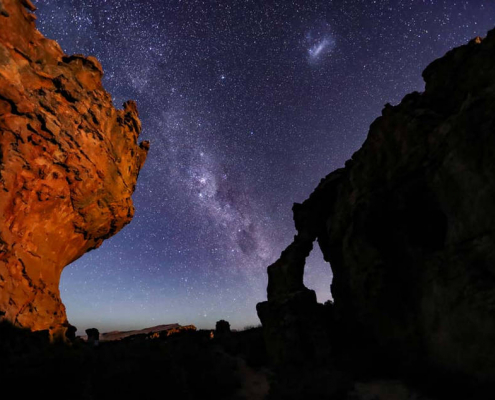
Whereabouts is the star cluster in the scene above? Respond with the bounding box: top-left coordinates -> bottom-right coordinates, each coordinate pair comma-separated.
34,0 -> 495,333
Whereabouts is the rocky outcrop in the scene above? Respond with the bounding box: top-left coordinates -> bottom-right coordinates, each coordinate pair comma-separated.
258,30 -> 495,387
94,324 -> 197,341
85,328 -> 100,346
215,319 -> 232,341
0,0 -> 149,337
216,320 -> 231,334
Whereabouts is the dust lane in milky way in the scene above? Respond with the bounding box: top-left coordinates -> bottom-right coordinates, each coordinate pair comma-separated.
34,0 -> 495,333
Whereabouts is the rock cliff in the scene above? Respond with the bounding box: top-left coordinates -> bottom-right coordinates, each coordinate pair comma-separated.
0,0 -> 149,337
258,30 -> 495,388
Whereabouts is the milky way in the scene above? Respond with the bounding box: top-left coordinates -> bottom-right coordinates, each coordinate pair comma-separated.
34,0 -> 495,333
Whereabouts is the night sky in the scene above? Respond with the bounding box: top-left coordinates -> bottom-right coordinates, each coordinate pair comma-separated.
34,0 -> 495,334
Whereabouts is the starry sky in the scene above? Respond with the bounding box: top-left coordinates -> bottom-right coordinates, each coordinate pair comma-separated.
34,0 -> 495,334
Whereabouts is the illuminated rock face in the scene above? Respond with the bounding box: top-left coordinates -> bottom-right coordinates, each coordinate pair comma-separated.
0,0 -> 149,337
258,31 -> 495,384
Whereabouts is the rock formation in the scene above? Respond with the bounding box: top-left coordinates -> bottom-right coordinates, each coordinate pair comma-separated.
85,328 -> 100,346
93,324 -> 197,342
0,0 -> 149,337
258,29 -> 495,388
215,319 -> 231,340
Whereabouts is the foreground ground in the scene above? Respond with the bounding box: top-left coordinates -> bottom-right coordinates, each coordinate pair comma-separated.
0,322 -> 269,400
2,320 -> 487,400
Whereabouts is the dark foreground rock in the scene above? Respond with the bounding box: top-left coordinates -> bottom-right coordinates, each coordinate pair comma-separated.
258,29 -> 495,398
0,0 -> 148,337
0,320 -> 269,400
216,319 -> 232,339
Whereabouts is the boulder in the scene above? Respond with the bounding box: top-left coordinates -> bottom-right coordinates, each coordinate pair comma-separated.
85,328 -> 99,346
215,319 -> 231,339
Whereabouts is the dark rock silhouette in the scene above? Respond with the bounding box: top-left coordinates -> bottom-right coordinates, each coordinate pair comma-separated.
0,0 -> 148,337
215,319 -> 231,338
85,328 -> 99,346
258,29 -> 495,391
1,321 -> 267,400
65,324 -> 77,341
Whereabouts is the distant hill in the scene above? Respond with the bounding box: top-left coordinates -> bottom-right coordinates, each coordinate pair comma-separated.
80,324 -> 197,341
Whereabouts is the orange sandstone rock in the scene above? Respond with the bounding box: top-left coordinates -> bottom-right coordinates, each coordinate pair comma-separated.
0,0 -> 149,337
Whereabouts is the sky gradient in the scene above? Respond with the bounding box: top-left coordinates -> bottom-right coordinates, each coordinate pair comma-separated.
33,0 -> 495,334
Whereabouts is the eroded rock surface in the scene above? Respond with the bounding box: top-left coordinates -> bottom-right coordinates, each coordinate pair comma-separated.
258,29 -> 495,387
0,0 -> 149,337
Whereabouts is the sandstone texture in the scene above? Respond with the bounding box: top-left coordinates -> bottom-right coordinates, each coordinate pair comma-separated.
0,0 -> 149,337
258,30 -> 495,387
